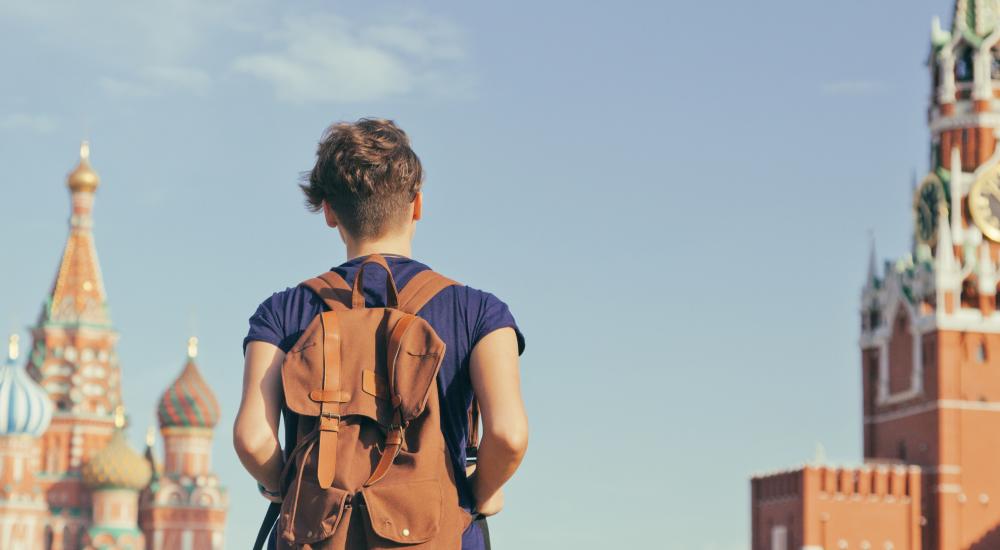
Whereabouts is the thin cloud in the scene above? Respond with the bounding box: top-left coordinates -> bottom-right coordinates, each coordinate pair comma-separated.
0,113 -> 57,134
101,66 -> 212,98
822,80 -> 889,96
232,14 -> 472,103
1,2 -> 472,104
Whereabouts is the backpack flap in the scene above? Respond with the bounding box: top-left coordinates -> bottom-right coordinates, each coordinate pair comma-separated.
361,479 -> 442,544
282,316 -> 326,418
282,314 -> 388,427
390,317 -> 446,423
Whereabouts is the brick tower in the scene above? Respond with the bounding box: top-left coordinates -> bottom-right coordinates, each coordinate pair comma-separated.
139,337 -> 227,550
26,141 -> 123,545
752,1 -> 1000,549
80,407 -> 151,550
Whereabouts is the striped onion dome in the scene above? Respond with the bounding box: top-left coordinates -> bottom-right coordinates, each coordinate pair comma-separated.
0,335 -> 53,438
157,338 -> 220,429
82,407 -> 152,490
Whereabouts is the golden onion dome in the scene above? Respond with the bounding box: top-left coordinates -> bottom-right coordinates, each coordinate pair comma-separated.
82,407 -> 152,491
67,141 -> 100,193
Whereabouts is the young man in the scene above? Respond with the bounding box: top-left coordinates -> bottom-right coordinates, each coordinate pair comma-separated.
233,118 -> 528,549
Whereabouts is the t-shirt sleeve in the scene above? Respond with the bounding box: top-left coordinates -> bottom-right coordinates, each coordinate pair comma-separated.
243,291 -> 288,354
470,290 -> 526,356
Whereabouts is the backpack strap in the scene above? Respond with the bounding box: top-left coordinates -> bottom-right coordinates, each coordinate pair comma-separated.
301,271 -> 351,311
351,254 -> 399,309
316,311 -> 344,489
252,501 -> 280,550
467,400 -> 481,465
397,269 -> 460,314
396,270 -> 482,463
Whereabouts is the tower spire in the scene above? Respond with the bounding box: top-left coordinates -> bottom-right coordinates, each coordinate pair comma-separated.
867,232 -> 879,289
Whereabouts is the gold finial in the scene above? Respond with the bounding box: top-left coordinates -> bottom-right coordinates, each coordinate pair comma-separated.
68,140 -> 100,192
7,334 -> 17,361
114,405 -> 126,429
146,426 -> 156,447
187,336 -> 198,359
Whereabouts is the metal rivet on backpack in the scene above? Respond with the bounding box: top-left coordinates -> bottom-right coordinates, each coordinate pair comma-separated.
402,528 -> 410,537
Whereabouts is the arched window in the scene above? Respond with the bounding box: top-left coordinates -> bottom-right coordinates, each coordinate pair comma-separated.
962,279 -> 980,309
868,308 -> 881,330
957,47 -> 975,82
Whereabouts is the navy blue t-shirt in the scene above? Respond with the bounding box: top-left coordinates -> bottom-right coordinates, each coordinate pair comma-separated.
244,255 -> 524,549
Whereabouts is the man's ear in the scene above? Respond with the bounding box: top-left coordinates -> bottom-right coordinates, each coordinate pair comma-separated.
322,201 -> 339,228
412,192 -> 422,221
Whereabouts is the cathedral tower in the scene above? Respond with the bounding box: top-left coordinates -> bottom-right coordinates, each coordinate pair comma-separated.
139,338 -> 227,550
26,142 -> 123,541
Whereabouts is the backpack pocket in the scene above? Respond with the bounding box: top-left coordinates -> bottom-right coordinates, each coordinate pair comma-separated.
278,438 -> 351,545
360,479 -> 442,546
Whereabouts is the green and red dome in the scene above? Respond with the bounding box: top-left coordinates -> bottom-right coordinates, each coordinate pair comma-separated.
157,338 -> 220,429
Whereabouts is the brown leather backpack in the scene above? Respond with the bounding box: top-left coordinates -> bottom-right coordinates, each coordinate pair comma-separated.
254,254 -> 474,549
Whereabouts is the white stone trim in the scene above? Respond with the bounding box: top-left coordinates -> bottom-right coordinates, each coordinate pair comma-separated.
929,112 -> 1000,133
875,299 -> 924,405
865,398 -> 1000,423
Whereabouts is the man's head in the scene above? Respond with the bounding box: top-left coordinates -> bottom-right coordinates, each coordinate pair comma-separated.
301,118 -> 423,241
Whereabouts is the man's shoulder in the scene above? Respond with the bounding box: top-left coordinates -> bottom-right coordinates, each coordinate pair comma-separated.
258,283 -> 317,308
252,282 -> 326,324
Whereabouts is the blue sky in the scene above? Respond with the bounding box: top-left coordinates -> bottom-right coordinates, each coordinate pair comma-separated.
0,0 -> 953,548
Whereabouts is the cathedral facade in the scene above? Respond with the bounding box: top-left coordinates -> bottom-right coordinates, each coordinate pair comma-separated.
752,2 -> 1000,549
0,142 -> 228,549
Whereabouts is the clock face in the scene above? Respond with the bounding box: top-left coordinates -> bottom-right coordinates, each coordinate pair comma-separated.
914,174 -> 945,245
970,167 -> 1000,242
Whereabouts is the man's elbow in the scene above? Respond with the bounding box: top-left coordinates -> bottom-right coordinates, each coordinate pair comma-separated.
232,417 -> 272,463
485,418 -> 529,459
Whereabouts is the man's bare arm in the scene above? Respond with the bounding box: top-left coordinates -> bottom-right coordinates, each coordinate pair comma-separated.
468,327 -> 528,516
233,341 -> 286,496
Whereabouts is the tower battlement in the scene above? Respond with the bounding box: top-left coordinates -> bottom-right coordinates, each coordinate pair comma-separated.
752,466 -> 922,550
753,464 -> 921,504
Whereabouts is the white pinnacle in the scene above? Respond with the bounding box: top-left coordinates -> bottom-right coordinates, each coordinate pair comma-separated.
937,201 -> 958,274
867,234 -> 878,289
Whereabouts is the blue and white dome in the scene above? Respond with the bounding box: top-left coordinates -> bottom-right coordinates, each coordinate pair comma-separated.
0,335 -> 53,437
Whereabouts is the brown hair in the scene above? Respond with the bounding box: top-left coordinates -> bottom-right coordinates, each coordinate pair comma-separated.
300,118 -> 423,239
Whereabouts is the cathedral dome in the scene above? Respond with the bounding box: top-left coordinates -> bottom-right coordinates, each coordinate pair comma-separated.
82,408 -> 152,490
67,141 -> 100,193
0,335 -> 54,438
157,338 -> 220,429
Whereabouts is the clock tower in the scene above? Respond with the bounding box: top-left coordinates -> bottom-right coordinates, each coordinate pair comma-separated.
862,1 -> 1000,547
753,2 -> 1000,549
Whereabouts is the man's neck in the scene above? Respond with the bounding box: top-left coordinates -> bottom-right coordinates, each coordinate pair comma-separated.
344,234 -> 413,260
